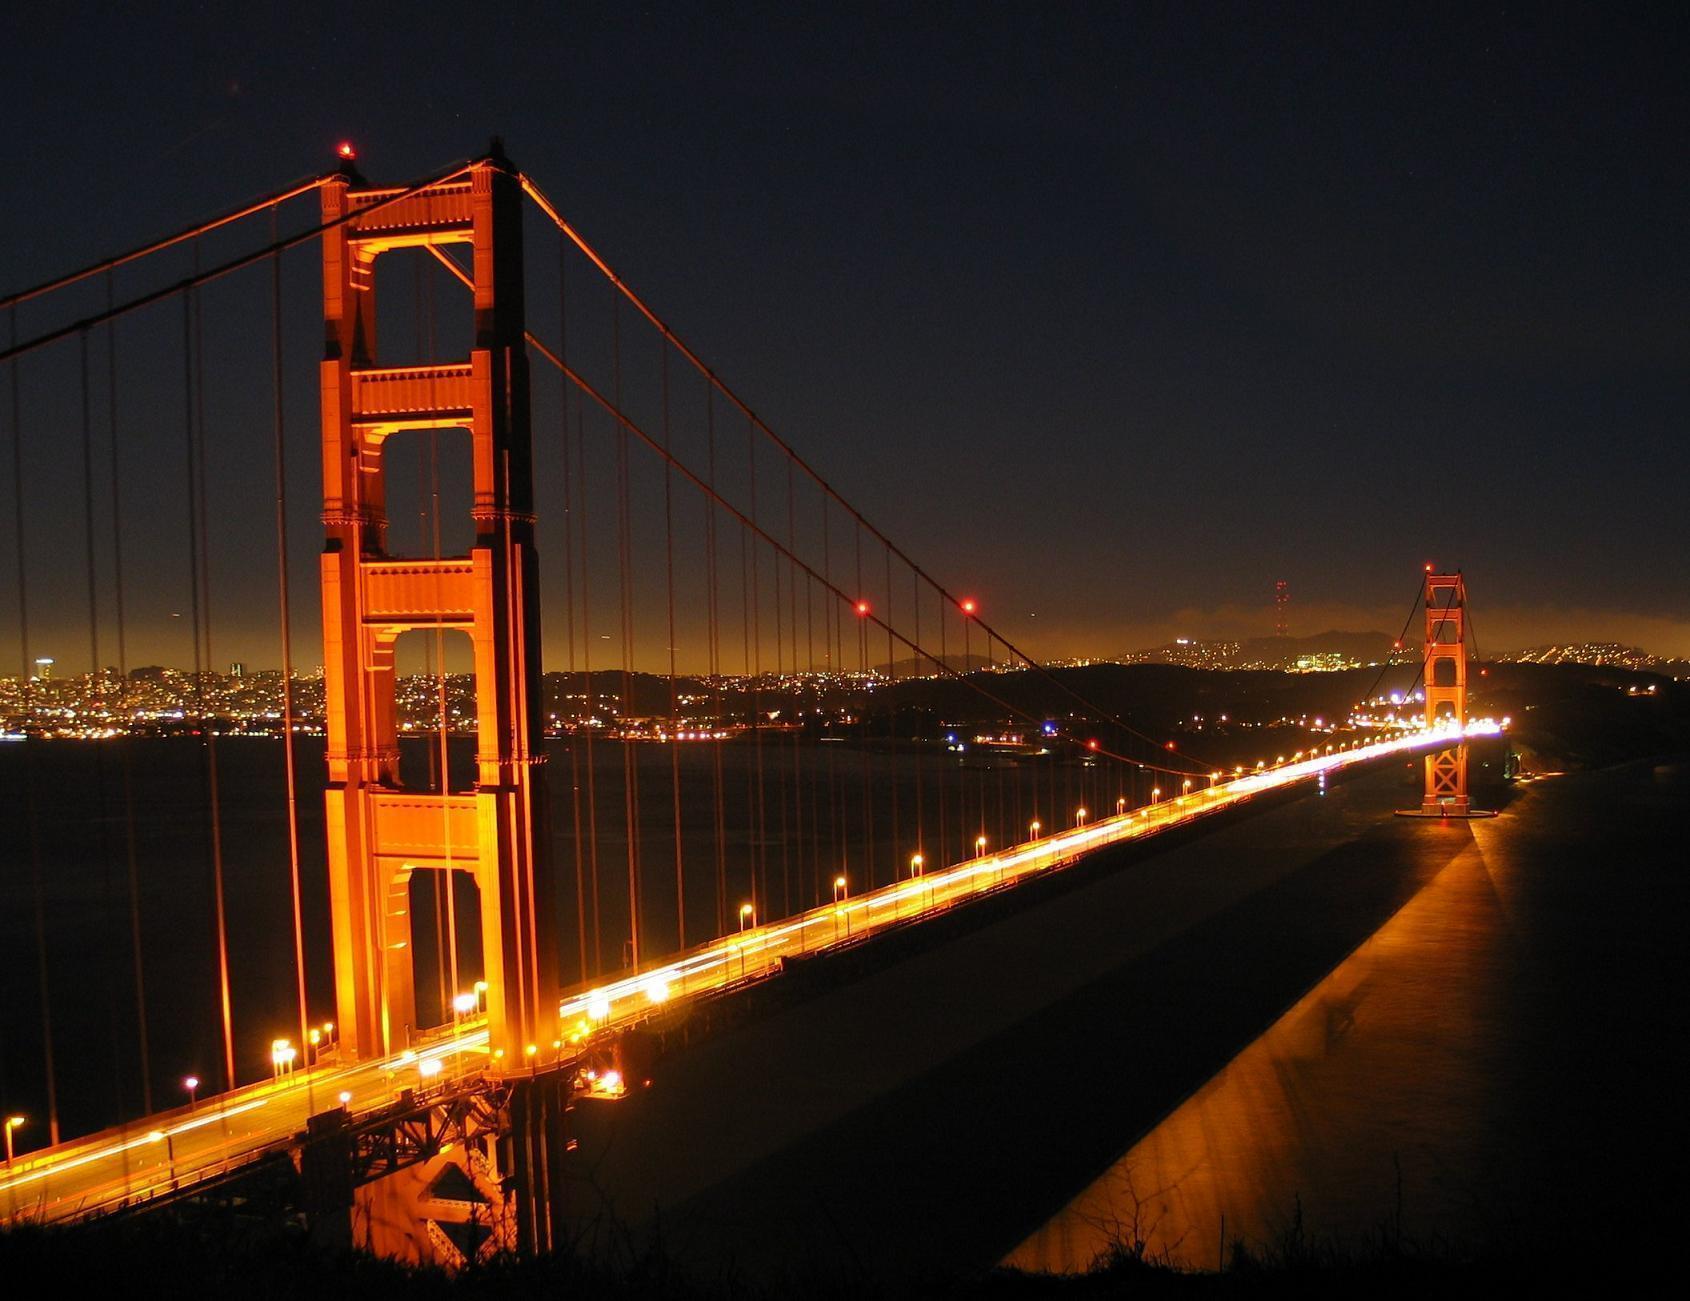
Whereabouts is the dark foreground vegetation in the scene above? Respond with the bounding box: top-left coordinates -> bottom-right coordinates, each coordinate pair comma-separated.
0,1203 -> 1656,1299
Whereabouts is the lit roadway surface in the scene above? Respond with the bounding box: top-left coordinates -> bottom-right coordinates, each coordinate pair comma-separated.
2,720 -> 1500,1225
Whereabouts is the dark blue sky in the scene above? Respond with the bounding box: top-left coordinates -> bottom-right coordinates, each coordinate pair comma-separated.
4,3 -> 1686,665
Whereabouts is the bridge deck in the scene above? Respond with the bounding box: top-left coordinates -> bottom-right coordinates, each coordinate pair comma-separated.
0,722 -> 1496,1226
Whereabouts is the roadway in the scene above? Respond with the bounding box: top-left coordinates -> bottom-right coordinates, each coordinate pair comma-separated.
1,718 -> 1499,1225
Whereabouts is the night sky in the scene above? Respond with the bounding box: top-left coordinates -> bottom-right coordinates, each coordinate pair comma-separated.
3,3 -> 1686,670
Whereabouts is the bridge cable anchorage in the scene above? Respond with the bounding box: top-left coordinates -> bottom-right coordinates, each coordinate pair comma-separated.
517,174 -> 1213,777
0,159 -> 475,367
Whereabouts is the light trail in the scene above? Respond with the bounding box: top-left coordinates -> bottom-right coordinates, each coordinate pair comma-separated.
552,719 -> 1505,1034
2,719 -> 1499,1225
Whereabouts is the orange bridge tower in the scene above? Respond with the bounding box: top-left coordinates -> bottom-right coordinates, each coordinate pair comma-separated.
318,151 -> 558,1067
1397,569 -> 1494,819
1419,571 -> 1470,813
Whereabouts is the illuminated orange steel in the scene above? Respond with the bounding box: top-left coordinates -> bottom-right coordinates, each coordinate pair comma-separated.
1420,572 -> 1470,814
318,152 -> 557,1067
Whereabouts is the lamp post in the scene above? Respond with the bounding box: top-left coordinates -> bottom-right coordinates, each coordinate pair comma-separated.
5,1115 -> 24,1217
833,875 -> 848,939
148,1128 -> 176,1190
183,1076 -> 199,1112
738,903 -> 754,978
1075,807 -> 1088,827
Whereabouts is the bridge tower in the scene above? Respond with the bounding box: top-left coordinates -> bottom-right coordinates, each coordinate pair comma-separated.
1419,572 -> 1469,813
318,150 -> 558,1067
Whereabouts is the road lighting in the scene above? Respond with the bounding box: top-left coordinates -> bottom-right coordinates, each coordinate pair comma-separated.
1182,779 -> 1192,800
1029,819 -> 1041,839
183,1076 -> 199,1111
453,991 -> 477,1030
148,1127 -> 176,1188
737,902 -> 755,978
911,852 -> 926,878
1117,796 -> 1126,816
4,1115 -> 22,1217
1151,787 -> 1161,805
833,874 -> 848,903
1075,807 -> 1088,826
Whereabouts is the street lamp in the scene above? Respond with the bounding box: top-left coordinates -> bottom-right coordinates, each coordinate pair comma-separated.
1075,807 -> 1088,826
1029,819 -> 1041,839
1182,779 -> 1192,800
453,991 -> 477,1029
738,903 -> 755,978
1117,796 -> 1126,816
832,874 -> 848,903
1151,787 -> 1161,805
183,1075 -> 199,1111
911,852 -> 925,878
148,1127 -> 176,1188
4,1115 -> 22,1217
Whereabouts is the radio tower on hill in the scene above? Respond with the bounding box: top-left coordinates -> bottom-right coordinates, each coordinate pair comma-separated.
1274,579 -> 1289,638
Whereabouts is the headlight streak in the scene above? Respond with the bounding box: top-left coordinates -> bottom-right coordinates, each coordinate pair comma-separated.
556,720 -> 1503,1034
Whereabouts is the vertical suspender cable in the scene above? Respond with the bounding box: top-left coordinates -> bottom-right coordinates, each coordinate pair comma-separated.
558,233 -> 589,985
183,268 -> 236,1093
11,306 -> 61,1145
577,403 -> 602,975
661,346 -> 685,949
705,385 -> 726,936
612,294 -> 641,968
107,272 -> 151,1114
82,330 -> 129,1126
271,227 -> 312,1079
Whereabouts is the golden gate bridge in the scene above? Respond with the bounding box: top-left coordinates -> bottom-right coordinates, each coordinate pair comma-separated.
0,144 -> 1495,1260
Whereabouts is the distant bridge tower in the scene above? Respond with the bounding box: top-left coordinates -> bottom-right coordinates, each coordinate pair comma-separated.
1419,572 -> 1469,813
1397,570 -> 1492,819
318,151 -> 558,1067
1274,580 -> 1289,638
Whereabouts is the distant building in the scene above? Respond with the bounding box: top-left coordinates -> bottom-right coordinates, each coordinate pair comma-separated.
33,657 -> 53,680
230,661 -> 246,677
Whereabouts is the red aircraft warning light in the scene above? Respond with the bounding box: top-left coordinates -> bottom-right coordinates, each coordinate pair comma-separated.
960,597 -> 978,615
854,600 -> 870,616
337,141 -> 357,160
1087,738 -> 1100,751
